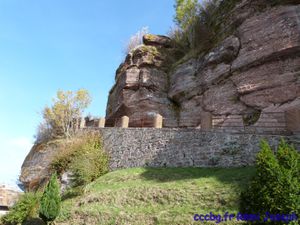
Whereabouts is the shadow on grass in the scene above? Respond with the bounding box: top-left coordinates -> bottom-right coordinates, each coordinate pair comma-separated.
140,166 -> 256,190
61,186 -> 84,201
22,218 -> 45,225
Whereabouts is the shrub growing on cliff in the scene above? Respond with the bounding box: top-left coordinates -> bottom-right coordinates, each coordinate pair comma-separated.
172,0 -> 242,55
174,0 -> 200,31
1,192 -> 41,225
35,89 -> 91,142
240,139 -> 300,224
172,0 -> 220,55
39,173 -> 61,225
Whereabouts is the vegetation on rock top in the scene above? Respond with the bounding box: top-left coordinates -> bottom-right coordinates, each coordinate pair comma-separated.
35,89 -> 91,143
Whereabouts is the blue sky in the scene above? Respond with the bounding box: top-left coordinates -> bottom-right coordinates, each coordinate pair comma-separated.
0,0 -> 175,187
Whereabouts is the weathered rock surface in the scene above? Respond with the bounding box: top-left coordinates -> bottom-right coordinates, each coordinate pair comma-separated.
106,3 -> 300,128
19,141 -> 63,191
232,5 -> 300,72
143,34 -> 174,48
202,81 -> 248,115
0,185 -> 21,208
106,36 -> 180,127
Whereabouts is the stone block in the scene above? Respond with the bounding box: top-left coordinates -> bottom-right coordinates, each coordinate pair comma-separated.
79,117 -> 86,128
153,114 -> 163,128
201,112 -> 212,131
98,118 -> 106,128
120,116 -> 129,128
285,108 -> 300,133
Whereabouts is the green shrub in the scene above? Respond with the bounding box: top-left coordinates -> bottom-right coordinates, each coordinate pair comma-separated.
168,27 -> 190,55
69,134 -> 109,186
240,139 -> 300,224
39,173 -> 61,224
172,0 -> 214,54
51,133 -> 109,187
1,192 -> 41,225
174,0 -> 200,31
51,138 -> 84,174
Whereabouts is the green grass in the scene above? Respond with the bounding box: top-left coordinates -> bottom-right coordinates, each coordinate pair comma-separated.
56,167 -> 255,225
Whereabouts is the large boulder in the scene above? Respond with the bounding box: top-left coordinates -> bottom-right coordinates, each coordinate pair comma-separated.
20,140 -> 64,191
143,34 -> 174,48
20,138 -> 89,192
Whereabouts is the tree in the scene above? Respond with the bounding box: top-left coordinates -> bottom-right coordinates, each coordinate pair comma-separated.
174,0 -> 200,31
1,192 -> 40,225
39,173 -> 61,225
173,0 -> 215,50
240,139 -> 300,224
37,89 -> 91,141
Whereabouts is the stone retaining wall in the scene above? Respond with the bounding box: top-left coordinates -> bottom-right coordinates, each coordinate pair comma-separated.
98,128 -> 299,170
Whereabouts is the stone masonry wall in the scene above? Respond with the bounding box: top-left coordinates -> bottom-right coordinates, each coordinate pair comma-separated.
98,128 -> 298,170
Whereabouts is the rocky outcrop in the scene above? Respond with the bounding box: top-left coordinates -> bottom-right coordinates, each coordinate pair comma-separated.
106,3 -> 300,128
0,185 -> 20,208
143,34 -> 174,48
19,140 -> 64,191
106,35 -> 182,127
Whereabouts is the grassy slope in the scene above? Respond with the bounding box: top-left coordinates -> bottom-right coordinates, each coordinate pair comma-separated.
57,167 -> 255,225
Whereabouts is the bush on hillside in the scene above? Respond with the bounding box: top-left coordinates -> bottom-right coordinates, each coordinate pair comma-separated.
69,134 -> 109,186
240,139 -> 300,224
51,133 -> 109,187
1,192 -> 41,225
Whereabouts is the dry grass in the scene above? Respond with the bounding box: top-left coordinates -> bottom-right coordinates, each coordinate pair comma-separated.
124,27 -> 149,55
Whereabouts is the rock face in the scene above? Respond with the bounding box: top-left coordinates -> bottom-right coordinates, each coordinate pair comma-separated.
106,3 -> 300,128
19,141 -> 63,191
106,35 -> 181,127
0,185 -> 20,208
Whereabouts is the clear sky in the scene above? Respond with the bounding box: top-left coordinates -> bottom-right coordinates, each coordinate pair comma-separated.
0,0 -> 175,187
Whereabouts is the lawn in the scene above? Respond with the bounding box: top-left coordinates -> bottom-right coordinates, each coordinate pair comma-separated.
56,167 -> 255,225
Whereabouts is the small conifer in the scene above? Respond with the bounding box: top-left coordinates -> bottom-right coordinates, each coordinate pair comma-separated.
39,173 -> 61,225
241,139 -> 300,224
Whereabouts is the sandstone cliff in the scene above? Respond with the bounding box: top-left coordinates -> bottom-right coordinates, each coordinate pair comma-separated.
106,1 -> 300,128
19,142 -> 59,190
20,140 -> 69,191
